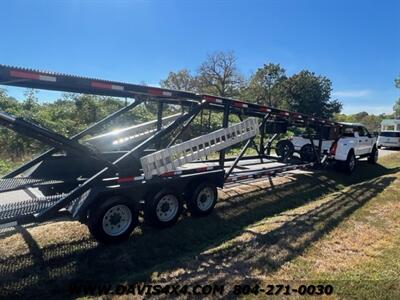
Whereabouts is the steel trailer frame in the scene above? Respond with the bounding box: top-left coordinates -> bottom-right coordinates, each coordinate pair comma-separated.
0,64 -> 342,240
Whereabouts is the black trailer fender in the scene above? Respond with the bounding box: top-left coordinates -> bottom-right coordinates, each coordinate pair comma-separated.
70,187 -> 139,222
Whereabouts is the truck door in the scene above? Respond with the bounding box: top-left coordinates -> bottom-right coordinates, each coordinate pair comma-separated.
363,127 -> 374,152
356,127 -> 370,155
353,131 -> 364,155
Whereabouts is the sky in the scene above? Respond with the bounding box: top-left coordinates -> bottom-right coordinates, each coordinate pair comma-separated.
0,0 -> 399,114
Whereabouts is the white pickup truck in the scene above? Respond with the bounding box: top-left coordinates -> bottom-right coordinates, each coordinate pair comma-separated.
279,123 -> 378,173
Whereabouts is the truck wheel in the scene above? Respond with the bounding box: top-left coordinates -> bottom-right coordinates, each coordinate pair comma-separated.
187,182 -> 218,217
275,140 -> 294,161
88,196 -> 138,244
343,150 -> 356,173
368,146 -> 378,164
300,144 -> 317,162
144,189 -> 182,228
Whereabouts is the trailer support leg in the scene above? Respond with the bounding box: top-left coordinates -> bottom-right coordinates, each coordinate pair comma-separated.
266,133 -> 278,156
219,103 -> 230,168
258,114 -> 271,162
167,109 -> 201,147
224,137 -> 254,180
157,102 -> 164,131
306,127 -> 321,164
238,114 -> 264,163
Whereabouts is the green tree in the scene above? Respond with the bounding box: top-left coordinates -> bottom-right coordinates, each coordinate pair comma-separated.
197,51 -> 244,97
243,63 -> 287,107
394,77 -> 400,117
280,70 -> 342,118
160,69 -> 198,92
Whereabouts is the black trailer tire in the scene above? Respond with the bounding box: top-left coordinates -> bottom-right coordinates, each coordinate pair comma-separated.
368,146 -> 378,164
342,150 -> 356,174
144,189 -> 183,228
87,196 -> 138,244
275,140 -> 294,161
186,182 -> 218,217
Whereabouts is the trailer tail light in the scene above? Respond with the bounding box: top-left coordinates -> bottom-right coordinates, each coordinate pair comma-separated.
330,142 -> 338,155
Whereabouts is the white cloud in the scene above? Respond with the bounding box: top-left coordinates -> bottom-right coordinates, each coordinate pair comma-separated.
332,89 -> 372,98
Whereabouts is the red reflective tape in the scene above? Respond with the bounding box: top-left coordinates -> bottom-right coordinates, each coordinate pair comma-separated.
196,167 -> 208,172
204,95 -> 216,102
91,81 -> 113,89
233,101 -> 248,108
10,70 -> 39,80
161,171 -> 175,177
259,106 -> 271,113
203,95 -> 223,103
117,176 -> 134,183
10,70 -> 56,82
148,88 -> 172,97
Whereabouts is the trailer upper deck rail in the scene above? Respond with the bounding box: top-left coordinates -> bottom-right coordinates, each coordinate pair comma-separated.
0,64 -> 342,128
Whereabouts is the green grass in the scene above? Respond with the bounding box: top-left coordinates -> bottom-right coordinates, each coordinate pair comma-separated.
0,153 -> 399,299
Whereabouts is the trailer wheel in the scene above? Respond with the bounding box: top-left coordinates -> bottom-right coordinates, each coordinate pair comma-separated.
368,146 -> 378,164
275,140 -> 294,161
145,189 -> 182,228
187,182 -> 218,217
88,196 -> 138,244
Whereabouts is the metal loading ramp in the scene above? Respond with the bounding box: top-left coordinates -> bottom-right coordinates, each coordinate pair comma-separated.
140,118 -> 259,179
0,179 -> 66,226
0,194 -> 64,226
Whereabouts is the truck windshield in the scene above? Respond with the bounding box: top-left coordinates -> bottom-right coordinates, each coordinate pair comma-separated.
379,132 -> 400,137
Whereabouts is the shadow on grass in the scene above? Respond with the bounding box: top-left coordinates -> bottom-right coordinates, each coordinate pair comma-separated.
0,161 -> 398,299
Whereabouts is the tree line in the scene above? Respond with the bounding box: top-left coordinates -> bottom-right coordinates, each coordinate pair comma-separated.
161,51 -> 342,119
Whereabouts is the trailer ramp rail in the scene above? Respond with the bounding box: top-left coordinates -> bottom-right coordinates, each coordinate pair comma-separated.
140,118 -> 259,179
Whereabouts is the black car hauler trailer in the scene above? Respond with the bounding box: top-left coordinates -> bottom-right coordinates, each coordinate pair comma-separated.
0,64 -> 343,243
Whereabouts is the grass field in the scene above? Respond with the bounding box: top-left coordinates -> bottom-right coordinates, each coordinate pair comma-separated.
0,153 -> 399,299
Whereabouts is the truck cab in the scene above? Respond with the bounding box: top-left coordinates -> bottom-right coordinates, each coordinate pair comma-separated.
289,122 -> 378,173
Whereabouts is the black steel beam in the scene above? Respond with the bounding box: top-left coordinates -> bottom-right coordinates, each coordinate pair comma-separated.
224,137 -> 254,180
167,108 -> 200,148
219,102 -> 230,168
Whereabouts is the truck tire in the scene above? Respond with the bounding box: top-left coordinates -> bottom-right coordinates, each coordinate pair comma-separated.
144,189 -> 182,228
88,196 -> 138,244
343,150 -> 356,174
186,182 -> 218,217
368,146 -> 378,164
275,140 -> 294,161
